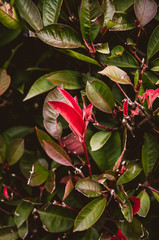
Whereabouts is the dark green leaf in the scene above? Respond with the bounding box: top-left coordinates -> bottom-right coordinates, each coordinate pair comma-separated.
86,80 -> 115,113
0,69 -> 11,96
18,221 -> 28,239
38,205 -> 75,232
114,0 -> 134,11
147,25 -> 159,60
2,126 -> 33,143
0,28 -> 21,47
117,163 -> 142,185
142,133 -> 159,176
44,170 -> 56,193
79,0 -> 101,42
99,66 -> 132,85
6,139 -> 24,165
0,226 -> 19,240
110,12 -> 135,31
90,131 -> 112,151
15,0 -> 43,30
83,227 -> 100,240
151,58 -> 159,72
28,163 -> 49,186
43,0 -> 63,26
142,71 -> 158,89
37,24 -> 82,48
74,197 -> 107,232
19,151 -> 37,178
14,201 -> 33,228
117,189 -> 133,222
75,178 -> 102,197
109,52 -> 139,68
137,190 -> 150,217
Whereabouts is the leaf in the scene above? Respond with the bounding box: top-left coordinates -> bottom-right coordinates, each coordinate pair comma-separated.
86,80 -> 115,113
0,28 -> 21,47
15,0 -> 43,30
117,163 -> 142,185
114,0 -> 134,11
28,163 -> 49,186
137,190 -> 150,217
74,197 -> 107,232
0,69 -> 11,96
117,189 -> 133,222
96,43 -> 110,54
83,227 -> 100,240
46,70 -> 84,89
23,72 -> 55,101
44,140 -> 74,167
99,66 -> 132,85
147,25 -> 159,60
75,179 -> 102,197
109,52 -> 139,68
18,221 -> 28,239
90,131 -> 112,151
134,0 -> 157,27
151,58 -> 159,71
62,178 -> 74,200
79,0 -> 101,42
0,2 -> 21,29
142,133 -> 159,176
102,0 -> 116,27
14,201 -> 33,228
2,126 -> 33,143
38,205 -> 75,233
152,191 -> 159,202
42,89 -> 64,139
110,13 -> 136,31
19,151 -> 37,178
37,24 -> 82,48
45,170 -> 56,193
6,139 -> 24,166
43,0 -> 63,26
0,226 -> 19,240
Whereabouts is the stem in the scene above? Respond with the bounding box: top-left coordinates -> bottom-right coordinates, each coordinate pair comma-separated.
0,207 -> 12,215
81,140 -> 92,179
93,122 -> 118,131
116,83 -> 130,100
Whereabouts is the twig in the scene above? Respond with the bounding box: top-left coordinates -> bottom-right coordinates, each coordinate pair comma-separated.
81,140 -> 92,179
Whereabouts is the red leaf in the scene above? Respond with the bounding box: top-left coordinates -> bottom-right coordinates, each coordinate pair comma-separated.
139,88 -> 159,109
62,178 -> 74,200
109,228 -> 127,240
62,133 -> 84,155
48,101 -> 86,139
129,196 -> 141,215
123,100 -> 128,116
3,185 -> 10,200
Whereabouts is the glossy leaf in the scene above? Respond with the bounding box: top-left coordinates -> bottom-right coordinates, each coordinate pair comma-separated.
43,0 -> 63,26
79,0 -> 101,42
0,69 -> 11,96
46,70 -> 84,89
6,139 -> 24,165
90,131 -> 112,151
75,179 -> 102,197
109,52 -> 139,68
102,0 -> 115,27
43,89 -> 64,139
117,189 -> 133,222
137,190 -> 150,217
74,197 -> 107,232
45,170 -> 56,193
38,205 -> 75,232
134,0 -> 157,27
23,72 -> 55,101
99,66 -> 132,85
114,0 -> 134,11
28,163 -> 49,186
86,80 -> 115,113
37,24 -> 82,48
0,226 -> 19,240
147,25 -> 159,60
43,140 -> 74,167
142,133 -> 159,176
117,163 -> 142,185
15,0 -> 43,30
14,201 -> 33,228
0,2 -> 21,29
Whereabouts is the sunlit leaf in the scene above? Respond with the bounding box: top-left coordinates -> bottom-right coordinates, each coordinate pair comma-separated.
6,139 -> 24,166
147,25 -> 159,60
90,131 -> 112,151
74,197 -> 107,232
37,24 -> 82,48
75,179 -> 102,197
0,69 -> 11,96
43,0 -> 63,26
134,0 -> 157,27
137,190 -> 150,217
14,201 -> 33,228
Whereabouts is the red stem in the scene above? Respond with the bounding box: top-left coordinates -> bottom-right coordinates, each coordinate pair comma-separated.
81,140 -> 92,179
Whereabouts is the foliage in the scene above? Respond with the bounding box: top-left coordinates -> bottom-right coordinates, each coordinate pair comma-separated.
0,0 -> 159,239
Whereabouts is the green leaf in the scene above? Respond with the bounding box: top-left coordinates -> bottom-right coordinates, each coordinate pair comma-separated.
19,151 -> 37,178
38,205 -> 75,233
117,163 -> 142,185
90,131 -> 112,151
102,0 -> 115,27
152,191 -> 159,202
18,221 -> 28,239
86,80 -> 115,113
142,133 -> 159,176
37,24 -> 82,48
75,179 -> 102,197
142,71 -> 158,89
89,131 -> 121,171
0,135 -> 6,163
110,12 -> 135,31
0,69 -> 11,96
28,163 -> 49,186
114,0 -> 134,11
0,28 -> 21,47
79,0 -> 101,42
0,2 -> 21,29
147,25 -> 159,60
74,197 -> 107,232
6,139 -> 24,165
15,0 -> 43,30
117,189 -> 133,222
46,70 -> 84,89
99,66 -> 132,85
151,58 -> 159,71
96,43 -> 110,54
43,0 -> 63,26
83,227 -> 100,240
44,170 -> 56,193
109,52 -> 139,68
137,190 -> 150,217
14,201 -> 33,228
23,72 -> 55,101
0,226 -> 19,240
134,0 -> 157,27
2,126 -> 33,143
